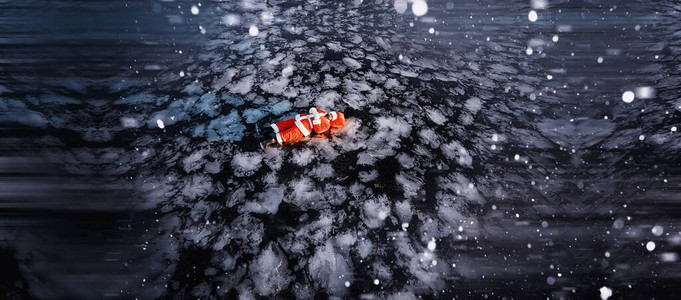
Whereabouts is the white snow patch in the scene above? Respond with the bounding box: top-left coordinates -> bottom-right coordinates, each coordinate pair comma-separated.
622,91 -> 635,103
249,25 -> 259,36
528,10 -> 538,22
646,241 -> 656,251
599,286 -> 613,300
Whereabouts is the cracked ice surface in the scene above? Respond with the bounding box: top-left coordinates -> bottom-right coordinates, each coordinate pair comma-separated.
2,0 -> 681,299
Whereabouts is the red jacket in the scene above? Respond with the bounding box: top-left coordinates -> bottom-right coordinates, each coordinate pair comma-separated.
269,108 -> 337,144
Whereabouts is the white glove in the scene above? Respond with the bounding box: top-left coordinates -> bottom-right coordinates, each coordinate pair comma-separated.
309,107 -> 321,125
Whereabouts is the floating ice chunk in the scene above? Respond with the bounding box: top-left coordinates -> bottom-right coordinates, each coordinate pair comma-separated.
316,90 -> 340,108
288,177 -> 323,209
425,108 -> 446,125
599,286 -> 612,300
183,150 -> 207,173
191,5 -> 199,15
464,97 -> 482,114
281,65 -> 294,77
359,170 -> 379,182
250,243 -> 291,296
242,108 -> 266,124
195,93 -> 218,117
292,148 -> 314,166
412,0 -> 428,17
635,86 -> 655,99
363,197 -> 391,228
394,200 -> 413,223
336,232 -> 357,248
182,174 -> 213,199
249,25 -> 259,36
156,119 -> 165,129
206,110 -> 246,141
419,129 -> 441,148
310,163 -> 334,180
230,75 -> 255,95
395,172 -> 423,198
356,239 -> 373,259
244,187 -> 284,214
646,241 -> 656,251
222,14 -> 240,26
528,10 -> 538,22
440,141 -> 473,167
261,77 -> 289,95
231,152 -> 263,176
396,153 -> 415,169
342,57 -> 362,70
308,240 -> 353,296
323,74 -> 340,89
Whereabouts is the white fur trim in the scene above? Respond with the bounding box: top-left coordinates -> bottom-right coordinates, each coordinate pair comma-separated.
275,133 -> 283,144
329,112 -> 338,120
313,119 -> 321,125
270,123 -> 279,133
294,116 -> 311,136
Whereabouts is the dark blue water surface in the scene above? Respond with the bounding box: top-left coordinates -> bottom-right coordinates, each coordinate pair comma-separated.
1,0 -> 680,299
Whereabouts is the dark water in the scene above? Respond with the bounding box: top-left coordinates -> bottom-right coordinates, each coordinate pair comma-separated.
1,0 -> 680,299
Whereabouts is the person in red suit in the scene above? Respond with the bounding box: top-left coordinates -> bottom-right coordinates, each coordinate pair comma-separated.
261,107 -> 346,148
